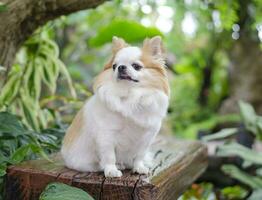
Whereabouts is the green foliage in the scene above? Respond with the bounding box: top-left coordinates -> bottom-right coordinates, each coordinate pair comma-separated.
202,128 -> 237,142
218,143 -> 262,166
249,189 -> 262,200
39,183 -> 94,200
180,182 -> 248,199
202,102 -> 262,197
169,47 -> 230,138
0,112 -> 63,199
222,165 -> 262,189
221,186 -> 248,200
213,0 -> 239,30
239,101 -> 262,140
179,182 -> 216,200
0,27 -> 76,131
2,0 -> 262,199
89,19 -> 163,47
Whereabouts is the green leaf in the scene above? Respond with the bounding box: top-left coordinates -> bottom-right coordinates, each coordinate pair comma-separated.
0,112 -> 26,136
20,94 -> 40,131
222,165 -> 262,189
238,101 -> 262,140
0,164 -> 7,176
11,143 -> 52,164
89,19 -> 163,47
58,60 -> 77,98
39,183 -> 94,200
239,101 -> 256,120
249,189 -> 262,200
217,143 -> 262,165
11,144 -> 32,163
221,186 -> 248,199
202,128 -> 237,141
0,70 -> 21,106
39,56 -> 57,93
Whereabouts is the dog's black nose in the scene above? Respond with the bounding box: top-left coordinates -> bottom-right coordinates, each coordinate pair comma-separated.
118,65 -> 127,73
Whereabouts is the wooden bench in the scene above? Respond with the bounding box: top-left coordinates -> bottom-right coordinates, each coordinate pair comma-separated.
4,136 -> 207,200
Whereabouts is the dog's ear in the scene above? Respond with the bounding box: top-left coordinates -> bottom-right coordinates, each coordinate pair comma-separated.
112,36 -> 128,54
142,36 -> 164,60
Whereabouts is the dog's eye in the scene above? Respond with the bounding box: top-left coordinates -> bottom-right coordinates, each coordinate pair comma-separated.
132,63 -> 142,71
112,64 -> 117,70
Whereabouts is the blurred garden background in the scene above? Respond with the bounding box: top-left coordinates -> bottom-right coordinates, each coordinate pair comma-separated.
1,0 -> 262,199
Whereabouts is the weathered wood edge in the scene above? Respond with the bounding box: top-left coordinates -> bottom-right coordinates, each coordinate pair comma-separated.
132,142 -> 208,200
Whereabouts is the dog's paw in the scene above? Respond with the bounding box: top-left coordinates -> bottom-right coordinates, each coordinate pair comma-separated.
104,165 -> 122,177
133,164 -> 149,175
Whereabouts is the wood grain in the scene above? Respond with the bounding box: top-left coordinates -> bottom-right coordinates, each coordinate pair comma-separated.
4,136 -> 208,200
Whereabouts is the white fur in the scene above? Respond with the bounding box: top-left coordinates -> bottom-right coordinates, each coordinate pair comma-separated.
61,47 -> 169,177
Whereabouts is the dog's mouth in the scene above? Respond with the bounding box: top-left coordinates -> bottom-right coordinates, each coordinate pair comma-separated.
118,74 -> 139,82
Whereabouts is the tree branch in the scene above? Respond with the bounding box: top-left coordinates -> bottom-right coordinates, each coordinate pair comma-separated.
0,0 -> 106,70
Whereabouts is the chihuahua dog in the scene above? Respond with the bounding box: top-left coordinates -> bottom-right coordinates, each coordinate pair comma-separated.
61,36 -> 169,177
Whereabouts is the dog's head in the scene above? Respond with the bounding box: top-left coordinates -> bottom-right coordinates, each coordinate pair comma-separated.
94,36 -> 169,96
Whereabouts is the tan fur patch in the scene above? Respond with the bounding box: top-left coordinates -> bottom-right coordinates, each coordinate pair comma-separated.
63,108 -> 84,148
103,56 -> 114,70
141,53 -> 170,97
93,68 -> 112,92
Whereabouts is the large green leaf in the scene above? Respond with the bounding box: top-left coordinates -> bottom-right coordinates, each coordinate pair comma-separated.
39,183 -> 94,200
0,112 -> 26,136
239,101 -> 262,140
217,143 -> 262,165
89,19 -> 163,47
222,165 -> 262,189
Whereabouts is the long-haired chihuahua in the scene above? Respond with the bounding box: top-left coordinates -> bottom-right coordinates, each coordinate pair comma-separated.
61,36 -> 170,177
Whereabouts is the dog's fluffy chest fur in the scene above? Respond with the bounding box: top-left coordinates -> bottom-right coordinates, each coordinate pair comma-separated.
61,85 -> 168,173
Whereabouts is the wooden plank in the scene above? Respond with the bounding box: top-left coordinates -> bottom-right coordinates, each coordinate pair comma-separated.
4,136 -> 208,200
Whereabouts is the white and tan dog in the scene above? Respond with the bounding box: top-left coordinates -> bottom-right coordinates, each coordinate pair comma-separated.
61,36 -> 169,177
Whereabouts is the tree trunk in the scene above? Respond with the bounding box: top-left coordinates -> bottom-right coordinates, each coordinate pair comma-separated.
0,0 -> 105,82
220,35 -> 262,114
219,0 -> 262,114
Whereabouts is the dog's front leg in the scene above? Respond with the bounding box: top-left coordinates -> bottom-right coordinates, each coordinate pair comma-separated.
133,153 -> 149,174
132,149 -> 150,175
97,140 -> 122,177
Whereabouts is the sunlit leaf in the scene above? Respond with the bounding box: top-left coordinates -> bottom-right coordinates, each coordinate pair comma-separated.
89,19 -> 163,47
221,186 -> 248,200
